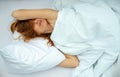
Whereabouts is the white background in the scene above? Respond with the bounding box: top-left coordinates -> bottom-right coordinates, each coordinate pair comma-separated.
0,0 -> 73,77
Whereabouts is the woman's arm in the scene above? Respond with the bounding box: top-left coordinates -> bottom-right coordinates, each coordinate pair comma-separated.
59,54 -> 80,68
12,9 -> 58,20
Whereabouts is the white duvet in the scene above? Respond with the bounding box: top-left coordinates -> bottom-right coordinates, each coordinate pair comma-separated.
51,1 -> 120,77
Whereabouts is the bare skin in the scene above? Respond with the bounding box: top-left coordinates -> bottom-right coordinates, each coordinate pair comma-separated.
59,54 -> 79,67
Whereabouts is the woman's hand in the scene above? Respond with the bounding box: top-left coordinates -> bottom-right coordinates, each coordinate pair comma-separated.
59,54 -> 80,68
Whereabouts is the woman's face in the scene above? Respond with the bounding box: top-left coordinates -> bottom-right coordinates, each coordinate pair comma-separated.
33,19 -> 53,35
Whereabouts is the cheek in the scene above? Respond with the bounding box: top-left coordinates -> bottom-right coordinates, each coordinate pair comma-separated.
41,20 -> 47,27
41,22 -> 48,30
33,25 -> 41,34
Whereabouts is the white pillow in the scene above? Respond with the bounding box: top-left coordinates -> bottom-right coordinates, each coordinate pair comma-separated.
0,38 -> 65,74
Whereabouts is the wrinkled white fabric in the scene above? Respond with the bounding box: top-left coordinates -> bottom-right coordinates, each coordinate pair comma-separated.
0,38 -> 65,74
51,1 -> 120,77
52,0 -> 98,10
52,0 -> 120,23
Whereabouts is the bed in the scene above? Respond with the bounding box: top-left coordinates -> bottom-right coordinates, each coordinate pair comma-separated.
0,0 -> 120,77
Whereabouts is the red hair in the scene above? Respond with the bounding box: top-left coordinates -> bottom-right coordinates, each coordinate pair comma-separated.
10,19 -> 54,46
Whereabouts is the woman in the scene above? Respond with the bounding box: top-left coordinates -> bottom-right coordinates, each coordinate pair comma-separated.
11,2 -> 120,77
10,19 -> 79,68
12,9 -> 57,34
